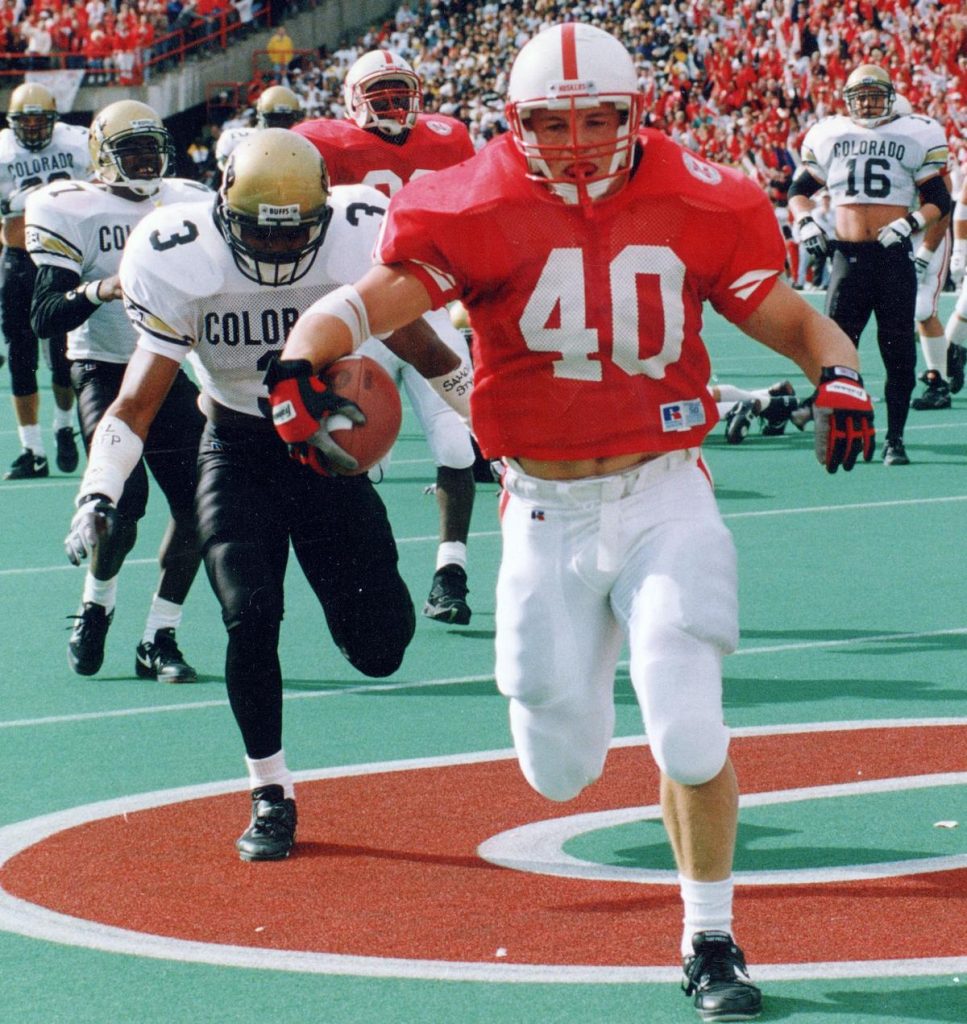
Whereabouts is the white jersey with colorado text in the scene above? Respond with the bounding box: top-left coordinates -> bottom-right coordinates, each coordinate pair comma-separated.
0,122 -> 91,218
800,113 -> 948,211
119,183 -> 388,416
25,177 -> 213,363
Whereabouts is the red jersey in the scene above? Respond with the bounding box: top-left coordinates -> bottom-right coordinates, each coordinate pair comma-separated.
378,130 -> 786,462
293,113 -> 475,198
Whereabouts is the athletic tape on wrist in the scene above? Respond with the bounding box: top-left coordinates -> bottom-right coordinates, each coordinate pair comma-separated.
83,280 -> 104,306
78,416 -> 143,505
302,284 -> 370,350
427,360 -> 473,429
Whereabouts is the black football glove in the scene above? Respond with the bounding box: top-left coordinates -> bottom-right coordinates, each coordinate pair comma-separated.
812,366 -> 875,473
263,355 -> 365,475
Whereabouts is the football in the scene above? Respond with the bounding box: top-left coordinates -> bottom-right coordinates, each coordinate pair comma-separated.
320,354 -> 402,475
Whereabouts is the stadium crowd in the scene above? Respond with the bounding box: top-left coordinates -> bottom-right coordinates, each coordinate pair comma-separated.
210,0 -> 965,178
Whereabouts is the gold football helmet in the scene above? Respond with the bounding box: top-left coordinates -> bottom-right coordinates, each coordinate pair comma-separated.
217,128 -> 332,286
89,100 -> 175,197
255,85 -> 303,129
8,83 -> 57,152
843,65 -> 895,128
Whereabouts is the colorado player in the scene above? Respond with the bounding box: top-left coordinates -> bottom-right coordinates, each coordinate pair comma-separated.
214,85 -> 304,175
272,24 -> 875,1020
296,49 -> 479,626
27,100 -> 212,681
788,64 -> 952,464
0,83 -> 91,479
62,130 -> 448,861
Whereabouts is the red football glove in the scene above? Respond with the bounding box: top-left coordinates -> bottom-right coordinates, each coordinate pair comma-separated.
263,356 -> 366,475
812,365 -> 875,473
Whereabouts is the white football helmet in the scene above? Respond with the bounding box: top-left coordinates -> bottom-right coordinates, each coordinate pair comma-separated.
7,82 -> 57,152
505,23 -> 644,205
843,64 -> 895,128
89,100 -> 175,197
217,129 -> 332,287
343,49 -> 422,137
256,85 -> 304,129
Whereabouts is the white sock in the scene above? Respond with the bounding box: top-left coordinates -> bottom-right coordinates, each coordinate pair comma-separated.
53,406 -> 73,431
919,332 -> 948,374
245,749 -> 295,799
18,423 -> 44,456
436,540 -> 467,571
82,573 -> 118,612
679,874 -> 735,957
714,385 -> 756,404
947,314 -> 967,347
142,594 -> 183,644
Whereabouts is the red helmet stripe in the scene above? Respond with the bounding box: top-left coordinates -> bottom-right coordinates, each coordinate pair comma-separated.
561,22 -> 578,79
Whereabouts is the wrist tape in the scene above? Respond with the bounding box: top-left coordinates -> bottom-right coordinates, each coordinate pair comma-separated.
77,416 -> 143,505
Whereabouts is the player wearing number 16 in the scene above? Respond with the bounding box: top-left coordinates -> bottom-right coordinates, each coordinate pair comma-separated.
274,23 -> 873,1022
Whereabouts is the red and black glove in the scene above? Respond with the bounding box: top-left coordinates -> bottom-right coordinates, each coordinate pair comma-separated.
263,356 -> 365,475
812,365 -> 875,473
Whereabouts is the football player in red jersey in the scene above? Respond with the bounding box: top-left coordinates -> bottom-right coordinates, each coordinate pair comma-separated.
295,50 -> 479,626
272,24 -> 875,1019
295,49 -> 475,198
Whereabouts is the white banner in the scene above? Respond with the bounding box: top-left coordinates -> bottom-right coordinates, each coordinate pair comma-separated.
25,70 -> 86,113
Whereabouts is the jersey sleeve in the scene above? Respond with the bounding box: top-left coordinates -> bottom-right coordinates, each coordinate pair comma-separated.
799,124 -> 827,183
705,180 -> 786,323
119,215 -> 197,363
24,184 -> 85,272
914,120 -> 949,185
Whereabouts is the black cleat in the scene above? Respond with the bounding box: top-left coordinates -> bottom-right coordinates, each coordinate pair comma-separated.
759,395 -> 799,436
5,449 -> 49,480
55,427 -> 79,473
236,785 -> 297,861
789,394 -> 815,430
67,602 -> 113,676
682,931 -> 762,1021
724,401 -> 756,444
423,564 -> 471,625
882,437 -> 910,466
911,371 -> 951,410
135,628 -> 197,683
766,380 -> 795,398
946,343 -> 965,394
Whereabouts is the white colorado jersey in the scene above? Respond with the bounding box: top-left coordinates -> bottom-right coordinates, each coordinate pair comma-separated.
800,113 -> 948,210
120,183 -> 388,416
25,177 -> 213,363
0,122 -> 91,217
215,126 -> 255,172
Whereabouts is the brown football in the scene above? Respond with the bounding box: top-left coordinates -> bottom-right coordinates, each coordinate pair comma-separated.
321,354 -> 402,475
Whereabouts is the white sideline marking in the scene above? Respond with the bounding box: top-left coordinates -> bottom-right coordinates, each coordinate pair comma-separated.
0,723 -> 965,982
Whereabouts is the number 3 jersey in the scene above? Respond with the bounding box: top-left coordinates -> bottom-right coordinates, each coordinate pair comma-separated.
377,128 -> 786,460
799,112 -> 948,211
118,184 -> 388,417
25,178 -> 212,363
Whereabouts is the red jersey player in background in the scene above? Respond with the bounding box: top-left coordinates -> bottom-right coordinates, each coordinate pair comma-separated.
272,23 -> 875,1021
295,50 -> 479,626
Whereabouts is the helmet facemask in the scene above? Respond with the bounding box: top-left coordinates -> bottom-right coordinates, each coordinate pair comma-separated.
508,93 -> 642,206
11,109 -> 57,151
218,201 -> 332,286
97,126 -> 175,197
348,73 -> 421,137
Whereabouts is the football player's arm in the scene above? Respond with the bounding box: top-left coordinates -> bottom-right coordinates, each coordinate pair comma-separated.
30,264 -> 122,337
738,280 -> 873,473
66,347 -> 181,565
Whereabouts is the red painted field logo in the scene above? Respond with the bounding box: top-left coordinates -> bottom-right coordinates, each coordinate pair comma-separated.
0,722 -> 965,981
